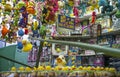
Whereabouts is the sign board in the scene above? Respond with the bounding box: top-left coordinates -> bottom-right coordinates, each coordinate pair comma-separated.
58,15 -> 75,30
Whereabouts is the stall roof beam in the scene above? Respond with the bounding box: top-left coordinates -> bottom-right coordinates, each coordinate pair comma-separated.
31,37 -> 120,58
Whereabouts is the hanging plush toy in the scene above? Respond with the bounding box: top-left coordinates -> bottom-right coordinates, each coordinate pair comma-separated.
17,42 -> 23,49
68,0 -> 74,7
17,1 -> 26,9
22,40 -> 33,52
88,0 -> 99,11
99,0 -> 113,14
115,0 -> 120,18
19,6 -> 28,28
51,25 -> 57,37
26,1 -> 35,15
4,3 -> 12,12
18,29 -> 24,37
32,19 -> 40,37
1,22 -> 9,38
39,24 -> 46,36
24,28 -> 29,35
73,6 -> 80,24
90,11 -> 96,24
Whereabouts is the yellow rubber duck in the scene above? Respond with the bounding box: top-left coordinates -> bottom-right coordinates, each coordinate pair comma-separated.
19,66 -> 24,71
22,40 -> 33,52
37,66 -> 44,71
11,67 -> 16,71
25,67 -> 32,71
45,66 -> 51,71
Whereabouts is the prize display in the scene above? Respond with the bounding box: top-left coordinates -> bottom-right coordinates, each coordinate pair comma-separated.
0,0 -> 120,76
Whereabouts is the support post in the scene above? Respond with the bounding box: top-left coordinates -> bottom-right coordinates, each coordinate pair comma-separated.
35,40 -> 44,68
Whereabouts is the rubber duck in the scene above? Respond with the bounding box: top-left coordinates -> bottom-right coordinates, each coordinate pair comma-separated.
22,40 -> 33,52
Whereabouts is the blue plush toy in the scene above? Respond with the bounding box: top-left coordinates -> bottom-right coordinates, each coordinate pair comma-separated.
99,0 -> 113,14
19,6 -> 28,28
19,18 -> 26,27
17,42 -> 23,49
18,29 -> 24,36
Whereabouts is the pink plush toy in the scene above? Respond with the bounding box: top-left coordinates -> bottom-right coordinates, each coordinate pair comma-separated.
51,25 -> 57,37
73,6 -> 80,24
53,0 -> 59,12
73,6 -> 79,17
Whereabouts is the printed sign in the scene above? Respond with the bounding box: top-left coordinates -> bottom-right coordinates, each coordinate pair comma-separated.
58,15 -> 75,30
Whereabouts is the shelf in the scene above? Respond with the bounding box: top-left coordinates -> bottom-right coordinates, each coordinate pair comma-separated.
53,29 -> 120,41
102,29 -> 120,36
53,35 -> 94,40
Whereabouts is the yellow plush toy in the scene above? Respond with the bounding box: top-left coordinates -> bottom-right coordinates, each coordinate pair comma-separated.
55,55 -> 66,67
88,0 -> 99,11
68,0 -> 74,6
33,20 -> 39,30
22,40 -> 33,52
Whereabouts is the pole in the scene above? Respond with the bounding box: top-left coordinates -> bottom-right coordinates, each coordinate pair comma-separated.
30,37 -> 120,58
35,40 -> 44,68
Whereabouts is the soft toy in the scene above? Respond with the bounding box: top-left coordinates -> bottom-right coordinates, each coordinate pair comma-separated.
73,6 -> 80,24
115,0 -> 120,18
1,22 -> 9,38
51,25 -> 57,37
24,28 -> 29,35
55,55 -> 66,67
53,0 -> 59,12
4,3 -> 12,12
26,1 -> 35,14
39,24 -> 46,36
17,1 -> 26,9
45,7 -> 56,24
68,0 -> 74,7
19,6 -> 28,28
18,29 -> 24,36
73,6 -> 79,17
58,0 -> 65,9
90,11 -> 96,24
99,0 -> 113,14
88,0 -> 99,11
22,40 -> 33,52
17,42 -> 23,49
32,19 -> 40,37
